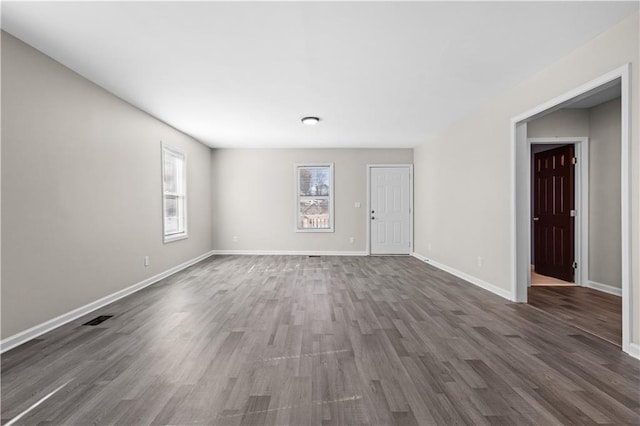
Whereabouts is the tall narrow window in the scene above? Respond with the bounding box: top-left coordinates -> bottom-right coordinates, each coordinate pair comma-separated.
296,163 -> 334,232
162,143 -> 187,242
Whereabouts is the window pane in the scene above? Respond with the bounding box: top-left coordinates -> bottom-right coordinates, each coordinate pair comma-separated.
162,144 -> 187,241
299,198 -> 330,229
299,167 -> 330,196
164,150 -> 184,194
164,197 -> 179,234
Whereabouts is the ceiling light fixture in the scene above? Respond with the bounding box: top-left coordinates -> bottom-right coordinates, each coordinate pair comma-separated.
301,116 -> 320,126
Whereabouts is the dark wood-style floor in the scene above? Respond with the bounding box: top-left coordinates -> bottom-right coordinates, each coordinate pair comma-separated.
2,256 -> 639,425
528,285 -> 622,347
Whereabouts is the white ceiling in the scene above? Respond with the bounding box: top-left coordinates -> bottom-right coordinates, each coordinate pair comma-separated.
2,2 -> 637,148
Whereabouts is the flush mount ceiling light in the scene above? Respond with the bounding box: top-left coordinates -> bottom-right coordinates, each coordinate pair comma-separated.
301,116 -> 320,126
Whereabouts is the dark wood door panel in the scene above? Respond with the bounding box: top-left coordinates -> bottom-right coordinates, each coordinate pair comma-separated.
533,145 -> 575,282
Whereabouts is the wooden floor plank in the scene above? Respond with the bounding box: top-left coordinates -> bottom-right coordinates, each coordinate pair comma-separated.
2,255 -> 638,425
528,285 -> 622,346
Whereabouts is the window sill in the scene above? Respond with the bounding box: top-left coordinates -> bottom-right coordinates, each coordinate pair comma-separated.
164,233 -> 188,243
296,228 -> 334,233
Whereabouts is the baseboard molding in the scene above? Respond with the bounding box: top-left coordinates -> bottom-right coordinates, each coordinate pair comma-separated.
627,342 -> 640,360
0,250 -> 216,354
210,250 -> 368,256
584,280 -> 622,297
411,252 -> 514,301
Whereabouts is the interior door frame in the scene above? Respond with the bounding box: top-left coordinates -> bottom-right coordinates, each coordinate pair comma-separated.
529,137 -> 589,287
366,164 -> 414,255
511,64 -> 632,356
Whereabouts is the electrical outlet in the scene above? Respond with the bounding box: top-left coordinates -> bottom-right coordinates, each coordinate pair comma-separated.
477,256 -> 482,267
354,202 -> 361,208
428,243 -> 432,251
232,236 -> 238,242
144,256 -> 150,267
349,237 -> 355,244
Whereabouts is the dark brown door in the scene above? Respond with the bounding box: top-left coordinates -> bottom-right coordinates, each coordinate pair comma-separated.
533,145 -> 575,282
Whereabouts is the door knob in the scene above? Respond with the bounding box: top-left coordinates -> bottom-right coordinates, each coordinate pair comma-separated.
371,210 -> 375,214
371,216 -> 375,220
533,217 -> 539,221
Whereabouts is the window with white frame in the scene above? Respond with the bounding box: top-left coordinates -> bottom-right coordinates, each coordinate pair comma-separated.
162,143 -> 187,242
296,163 -> 334,232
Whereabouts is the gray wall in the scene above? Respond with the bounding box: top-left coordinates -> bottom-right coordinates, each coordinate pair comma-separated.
528,109 -> 589,137
589,98 -> 622,287
526,99 -> 621,288
211,148 -> 413,253
1,33 -> 213,338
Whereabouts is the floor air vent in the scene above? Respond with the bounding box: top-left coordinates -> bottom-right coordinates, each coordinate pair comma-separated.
308,255 -> 321,258
83,315 -> 113,326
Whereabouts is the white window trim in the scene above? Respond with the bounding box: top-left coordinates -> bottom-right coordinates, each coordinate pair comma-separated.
295,163 -> 334,233
162,142 -> 188,243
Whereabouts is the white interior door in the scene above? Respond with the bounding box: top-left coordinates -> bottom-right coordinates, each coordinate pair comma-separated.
370,166 -> 411,254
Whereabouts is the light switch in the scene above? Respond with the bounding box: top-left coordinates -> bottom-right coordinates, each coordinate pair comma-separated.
355,202 -> 361,208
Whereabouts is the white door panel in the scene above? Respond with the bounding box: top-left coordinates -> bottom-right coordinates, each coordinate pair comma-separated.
370,166 -> 411,254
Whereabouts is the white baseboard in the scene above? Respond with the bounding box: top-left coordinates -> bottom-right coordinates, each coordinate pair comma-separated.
0,250 -> 216,354
627,342 -> 640,360
210,250 -> 368,256
411,252 -> 514,301
584,280 -> 622,297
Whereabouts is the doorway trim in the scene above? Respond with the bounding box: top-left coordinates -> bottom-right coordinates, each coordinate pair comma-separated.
529,137 -> 589,287
510,64 -> 631,355
366,164 -> 414,255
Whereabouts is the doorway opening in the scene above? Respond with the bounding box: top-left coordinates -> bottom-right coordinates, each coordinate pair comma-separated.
512,65 -> 630,354
527,136 -> 623,347
366,164 -> 413,255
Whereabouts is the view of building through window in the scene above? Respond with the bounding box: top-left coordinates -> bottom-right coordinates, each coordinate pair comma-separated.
297,164 -> 333,231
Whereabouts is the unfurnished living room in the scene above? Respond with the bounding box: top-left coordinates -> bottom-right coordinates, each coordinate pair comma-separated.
1,1 -> 639,425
